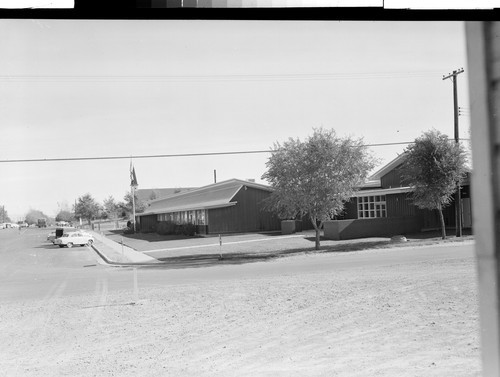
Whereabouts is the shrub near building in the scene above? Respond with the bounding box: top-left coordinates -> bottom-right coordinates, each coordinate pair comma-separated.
157,221 -> 196,237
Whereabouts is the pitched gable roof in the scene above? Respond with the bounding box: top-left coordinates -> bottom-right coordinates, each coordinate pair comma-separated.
142,179 -> 273,215
136,188 -> 196,203
368,153 -> 408,181
360,153 -> 408,188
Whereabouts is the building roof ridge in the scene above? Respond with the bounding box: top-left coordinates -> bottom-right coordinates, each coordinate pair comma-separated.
368,152 -> 408,181
149,178 -> 272,203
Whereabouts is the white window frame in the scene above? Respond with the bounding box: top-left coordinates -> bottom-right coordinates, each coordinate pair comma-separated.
357,195 -> 387,219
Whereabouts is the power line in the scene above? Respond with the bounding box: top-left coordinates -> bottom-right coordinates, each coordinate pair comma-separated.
0,71 -> 446,83
0,139 -> 470,164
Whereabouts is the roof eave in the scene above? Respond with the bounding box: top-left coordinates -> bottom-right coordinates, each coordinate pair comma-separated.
140,202 -> 237,216
354,186 -> 413,196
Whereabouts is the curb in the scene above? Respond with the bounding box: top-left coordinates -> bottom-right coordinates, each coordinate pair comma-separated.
89,235 -> 476,267
89,242 -> 275,267
90,243 -> 162,267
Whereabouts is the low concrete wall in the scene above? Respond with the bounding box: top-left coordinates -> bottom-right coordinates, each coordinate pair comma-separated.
324,217 -> 422,240
281,220 -> 303,235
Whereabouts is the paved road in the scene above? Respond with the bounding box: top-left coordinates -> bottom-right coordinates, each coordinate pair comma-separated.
0,227 -> 476,303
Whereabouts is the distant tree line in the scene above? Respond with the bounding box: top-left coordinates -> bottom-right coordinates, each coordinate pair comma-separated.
19,191 -> 145,227
0,205 -> 11,223
72,191 -> 145,225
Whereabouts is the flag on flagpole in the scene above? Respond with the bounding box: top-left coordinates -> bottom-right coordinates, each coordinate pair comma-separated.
130,161 -> 138,188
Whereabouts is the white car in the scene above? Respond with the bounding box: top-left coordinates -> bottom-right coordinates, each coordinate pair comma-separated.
54,231 -> 94,248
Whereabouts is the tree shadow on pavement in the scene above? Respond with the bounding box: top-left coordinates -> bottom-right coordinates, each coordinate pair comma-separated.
139,240 -> 393,270
304,236 -> 392,252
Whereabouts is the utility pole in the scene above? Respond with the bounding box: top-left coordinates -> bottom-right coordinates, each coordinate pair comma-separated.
442,67 -> 465,237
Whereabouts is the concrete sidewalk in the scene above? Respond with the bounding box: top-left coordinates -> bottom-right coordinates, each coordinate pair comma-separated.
89,231 -> 160,265
89,228 -> 476,266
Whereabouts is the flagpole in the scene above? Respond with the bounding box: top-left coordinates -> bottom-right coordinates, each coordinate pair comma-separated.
130,159 -> 137,233
132,184 -> 136,233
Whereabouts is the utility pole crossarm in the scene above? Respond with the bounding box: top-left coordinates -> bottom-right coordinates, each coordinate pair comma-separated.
442,67 -> 465,81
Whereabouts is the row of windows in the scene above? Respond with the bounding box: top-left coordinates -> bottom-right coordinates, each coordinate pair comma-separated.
155,197 -> 389,223
158,209 -> 206,225
358,195 -> 387,219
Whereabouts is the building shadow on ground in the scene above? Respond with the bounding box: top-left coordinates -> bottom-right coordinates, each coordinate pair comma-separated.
107,229 -> 203,243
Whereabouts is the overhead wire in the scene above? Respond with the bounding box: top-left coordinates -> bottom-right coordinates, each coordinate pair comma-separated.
0,70 -> 446,83
0,139 -> 471,164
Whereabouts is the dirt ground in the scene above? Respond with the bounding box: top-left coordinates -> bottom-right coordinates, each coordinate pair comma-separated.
0,249 -> 480,376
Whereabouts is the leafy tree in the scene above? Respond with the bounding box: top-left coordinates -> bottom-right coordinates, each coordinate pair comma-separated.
0,205 -> 11,223
55,210 -> 74,223
401,129 -> 468,239
25,209 -> 48,225
116,201 -> 129,218
123,191 -> 146,216
74,194 -> 101,225
103,196 -> 120,219
262,128 -> 376,250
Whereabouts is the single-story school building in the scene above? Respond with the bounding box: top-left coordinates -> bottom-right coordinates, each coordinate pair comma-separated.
136,154 -> 471,239
136,179 -> 281,235
324,153 -> 472,240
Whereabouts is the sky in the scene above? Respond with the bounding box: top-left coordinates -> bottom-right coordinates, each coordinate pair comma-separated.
0,20 -> 470,221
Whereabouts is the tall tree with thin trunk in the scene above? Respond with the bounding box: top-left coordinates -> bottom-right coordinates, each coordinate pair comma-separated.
74,194 -> 101,225
401,130 -> 468,239
262,128 -> 376,250
103,196 -> 119,219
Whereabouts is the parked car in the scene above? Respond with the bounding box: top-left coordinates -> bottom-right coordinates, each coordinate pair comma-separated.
53,231 -> 94,248
10,223 -> 19,228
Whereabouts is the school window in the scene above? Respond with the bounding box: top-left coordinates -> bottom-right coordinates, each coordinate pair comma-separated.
189,211 -> 196,224
357,195 -> 387,219
158,213 -> 175,222
196,210 -> 206,225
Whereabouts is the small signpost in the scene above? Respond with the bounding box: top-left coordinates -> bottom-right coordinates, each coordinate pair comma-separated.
133,268 -> 139,303
219,234 -> 222,260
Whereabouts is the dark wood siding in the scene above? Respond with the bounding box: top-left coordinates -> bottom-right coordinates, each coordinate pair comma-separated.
207,186 -> 280,234
381,164 -> 405,189
139,214 -> 157,232
422,196 -> 458,230
386,193 -> 416,217
342,194 -> 417,219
